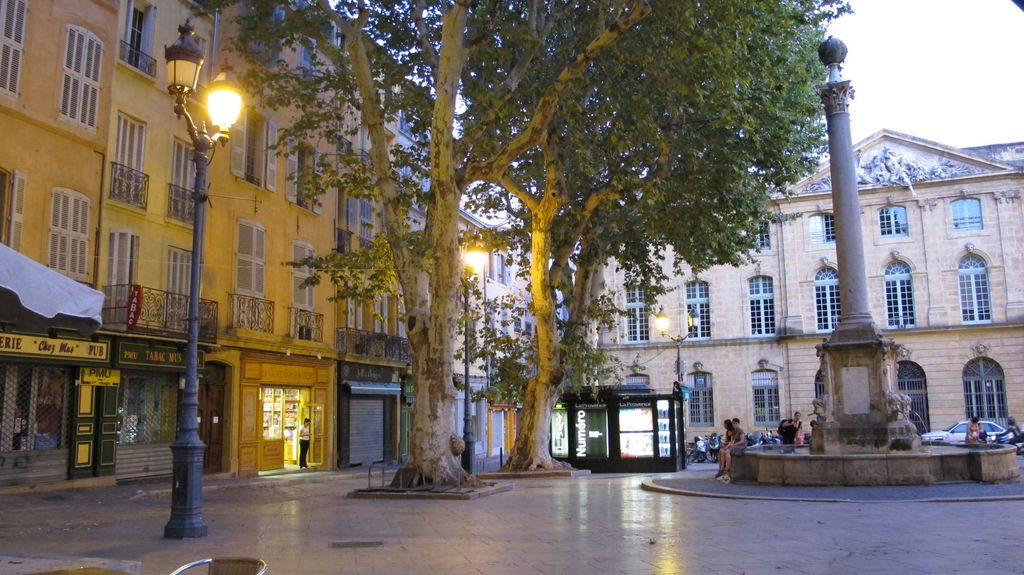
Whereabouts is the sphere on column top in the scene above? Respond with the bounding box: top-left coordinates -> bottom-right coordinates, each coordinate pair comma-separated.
818,36 -> 848,66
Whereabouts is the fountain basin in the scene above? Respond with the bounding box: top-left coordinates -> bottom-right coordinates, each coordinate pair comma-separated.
731,443 -> 1019,486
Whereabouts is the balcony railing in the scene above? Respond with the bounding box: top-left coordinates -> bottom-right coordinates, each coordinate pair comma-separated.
231,293 -> 274,333
336,327 -> 409,362
290,307 -> 324,342
167,183 -> 195,224
119,40 -> 156,76
102,284 -> 217,342
109,161 -> 149,209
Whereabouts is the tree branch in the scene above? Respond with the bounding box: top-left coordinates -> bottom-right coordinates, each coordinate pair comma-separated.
413,0 -> 438,77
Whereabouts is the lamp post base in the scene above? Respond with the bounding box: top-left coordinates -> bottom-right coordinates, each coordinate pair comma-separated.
164,441 -> 208,539
461,438 -> 476,474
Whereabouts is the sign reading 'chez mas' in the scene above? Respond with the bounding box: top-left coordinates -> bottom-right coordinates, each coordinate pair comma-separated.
0,333 -> 109,363
117,342 -> 204,369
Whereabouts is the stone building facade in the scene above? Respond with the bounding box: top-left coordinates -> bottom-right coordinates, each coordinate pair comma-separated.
599,130 -> 1024,438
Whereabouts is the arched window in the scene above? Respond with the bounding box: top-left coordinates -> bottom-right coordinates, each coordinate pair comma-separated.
897,361 -> 929,433
958,255 -> 991,324
752,370 -> 780,425
814,267 -> 840,332
962,358 -> 1007,424
624,373 -> 650,387
685,280 -> 711,339
689,372 -> 714,426
878,206 -> 909,237
951,198 -> 983,231
884,262 -> 915,328
748,276 -> 775,336
814,368 -> 825,398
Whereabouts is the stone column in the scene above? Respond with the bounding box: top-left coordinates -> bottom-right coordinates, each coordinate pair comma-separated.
811,38 -> 919,454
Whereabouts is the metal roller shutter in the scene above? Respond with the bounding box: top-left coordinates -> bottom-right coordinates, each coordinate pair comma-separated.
349,398 -> 384,466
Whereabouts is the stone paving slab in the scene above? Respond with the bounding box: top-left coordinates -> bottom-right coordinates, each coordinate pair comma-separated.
347,481 -> 514,500
0,553 -> 141,575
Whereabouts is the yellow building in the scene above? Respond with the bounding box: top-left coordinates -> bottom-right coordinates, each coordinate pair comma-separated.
0,0 -> 120,486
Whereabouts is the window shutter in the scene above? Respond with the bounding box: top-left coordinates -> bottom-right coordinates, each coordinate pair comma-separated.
60,26 -> 102,128
312,148 -> 322,214
141,5 -> 156,58
167,247 -> 191,295
264,119 -> 277,191
0,0 -> 27,95
70,193 -> 89,277
49,190 -> 67,270
236,221 -> 253,292
253,225 -> 265,296
9,170 -> 24,249
230,111 -> 246,177
285,148 -> 297,203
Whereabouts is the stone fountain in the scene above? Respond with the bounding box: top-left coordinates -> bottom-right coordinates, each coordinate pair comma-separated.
731,38 -> 1018,486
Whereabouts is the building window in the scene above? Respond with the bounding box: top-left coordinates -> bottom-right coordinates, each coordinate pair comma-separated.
121,2 -> 156,75
49,188 -> 90,279
0,364 -> 70,452
884,261 -> 915,328
111,113 -> 149,208
958,255 -> 991,324
291,241 -> 314,309
951,198 -> 983,231
166,246 -> 191,296
755,221 -> 771,251
814,369 -> 825,398
748,276 -> 775,336
878,206 -> 909,237
0,0 -> 27,96
808,213 -> 836,245
897,361 -> 929,434
624,287 -> 649,343
814,267 -> 840,333
60,25 -> 102,128
107,229 -> 138,287
752,370 -> 780,426
231,112 -> 277,191
359,198 -> 374,243
689,372 -> 714,427
685,280 -> 711,339
236,220 -> 266,296
116,374 -> 177,445
962,358 -> 1006,424
287,144 -> 321,211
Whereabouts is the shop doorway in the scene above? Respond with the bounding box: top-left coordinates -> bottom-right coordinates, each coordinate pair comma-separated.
260,386 -> 321,472
199,363 -> 227,473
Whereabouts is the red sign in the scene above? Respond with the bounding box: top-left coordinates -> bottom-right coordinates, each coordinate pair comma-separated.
125,284 -> 143,329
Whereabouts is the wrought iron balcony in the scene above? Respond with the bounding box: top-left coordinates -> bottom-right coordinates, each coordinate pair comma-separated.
102,284 -> 217,342
119,40 -> 156,76
109,162 -> 149,209
167,183 -> 195,224
336,327 -> 409,362
290,307 -> 323,342
231,293 -> 275,333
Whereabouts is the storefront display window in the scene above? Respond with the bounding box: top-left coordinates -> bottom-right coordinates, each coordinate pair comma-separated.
116,374 -> 177,445
0,364 -> 70,452
551,408 -> 569,457
263,388 -> 284,440
656,400 -> 671,457
619,405 -> 654,458
576,406 -> 608,459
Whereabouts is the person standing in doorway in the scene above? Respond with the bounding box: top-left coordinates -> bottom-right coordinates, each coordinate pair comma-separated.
299,418 -> 311,469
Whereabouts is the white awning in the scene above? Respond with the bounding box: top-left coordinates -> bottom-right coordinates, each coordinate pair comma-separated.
0,243 -> 105,336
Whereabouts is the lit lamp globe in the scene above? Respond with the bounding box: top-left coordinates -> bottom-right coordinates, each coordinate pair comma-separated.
463,248 -> 488,276
654,314 -> 670,334
205,72 -> 243,136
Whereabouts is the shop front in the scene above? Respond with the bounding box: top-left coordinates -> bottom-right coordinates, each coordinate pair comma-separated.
552,387 -> 685,473
0,332 -> 114,487
337,361 -> 399,468
237,353 -> 331,476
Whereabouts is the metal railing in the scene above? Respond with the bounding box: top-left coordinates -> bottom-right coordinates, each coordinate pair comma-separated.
290,307 -> 324,342
119,40 -> 156,76
167,183 -> 195,223
231,293 -> 275,333
109,161 -> 149,209
336,328 -> 409,362
102,284 -> 217,342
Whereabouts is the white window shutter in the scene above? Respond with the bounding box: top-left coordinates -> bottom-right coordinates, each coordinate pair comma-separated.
141,5 -> 156,57
70,194 -> 89,277
230,111 -> 246,177
264,119 -> 277,191
312,148 -> 323,214
253,225 -> 265,296
9,170 -> 25,249
0,0 -> 27,95
236,221 -> 253,292
285,148 -> 297,203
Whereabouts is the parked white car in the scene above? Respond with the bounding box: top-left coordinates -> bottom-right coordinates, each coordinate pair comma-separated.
921,420 -> 1006,443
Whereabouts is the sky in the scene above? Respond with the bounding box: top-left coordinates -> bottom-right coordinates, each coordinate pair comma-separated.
826,0 -> 1024,148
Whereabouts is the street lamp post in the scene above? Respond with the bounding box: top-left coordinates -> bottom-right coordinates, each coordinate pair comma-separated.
163,21 -> 243,539
461,248 -> 487,474
655,309 -> 698,469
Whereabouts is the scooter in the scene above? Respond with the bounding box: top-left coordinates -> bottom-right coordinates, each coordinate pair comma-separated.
693,435 -> 709,463
994,427 -> 1024,455
708,433 -> 721,463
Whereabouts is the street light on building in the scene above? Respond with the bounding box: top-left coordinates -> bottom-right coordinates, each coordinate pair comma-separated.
461,247 -> 487,474
163,20 -> 243,539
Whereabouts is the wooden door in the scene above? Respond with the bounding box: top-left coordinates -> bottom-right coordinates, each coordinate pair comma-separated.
198,380 -> 225,472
